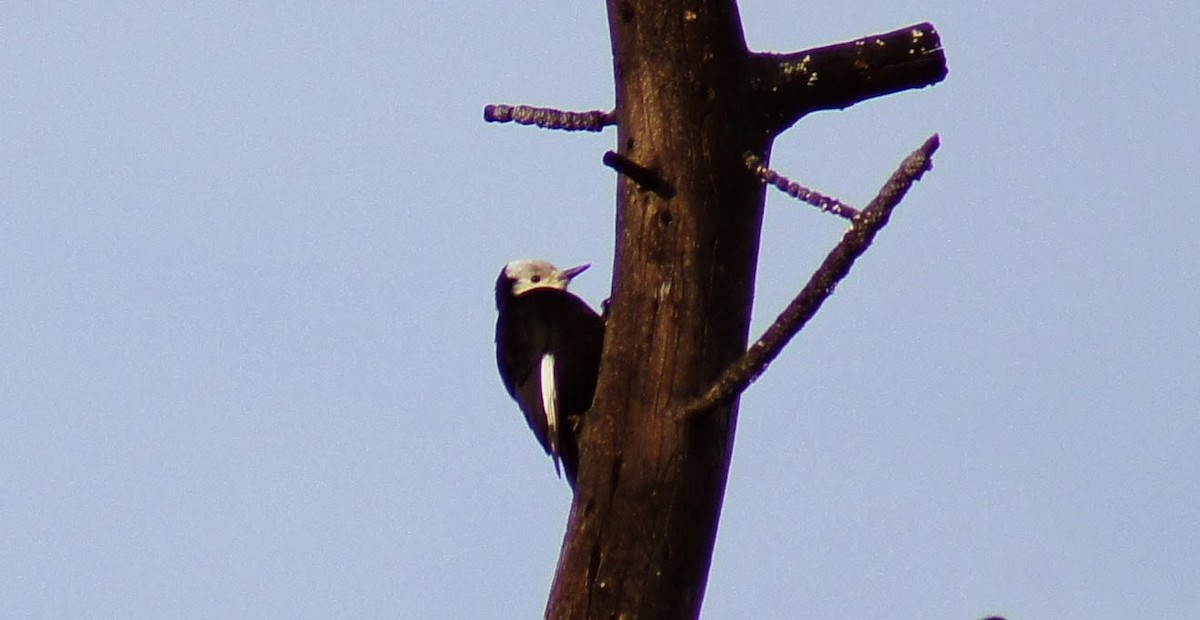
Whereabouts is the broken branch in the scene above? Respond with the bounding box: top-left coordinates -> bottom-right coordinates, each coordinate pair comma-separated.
603,150 -> 676,198
753,23 -> 947,134
483,104 -> 615,132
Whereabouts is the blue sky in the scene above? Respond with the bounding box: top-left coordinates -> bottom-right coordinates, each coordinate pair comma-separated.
3,2 -> 1198,618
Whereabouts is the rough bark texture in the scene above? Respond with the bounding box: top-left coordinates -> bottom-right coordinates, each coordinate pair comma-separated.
546,3 -> 768,619
542,4 -> 946,618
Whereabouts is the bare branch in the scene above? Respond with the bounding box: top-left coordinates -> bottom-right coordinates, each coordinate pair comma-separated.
753,23 -> 947,134
745,152 -> 860,220
684,134 -> 941,416
483,104 -> 615,132
603,150 -> 676,198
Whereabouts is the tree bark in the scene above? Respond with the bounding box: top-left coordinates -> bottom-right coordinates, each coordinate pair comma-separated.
548,3 -> 766,618
544,4 -> 946,618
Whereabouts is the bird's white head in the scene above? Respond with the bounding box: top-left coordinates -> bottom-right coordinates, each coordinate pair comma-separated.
503,259 -> 590,297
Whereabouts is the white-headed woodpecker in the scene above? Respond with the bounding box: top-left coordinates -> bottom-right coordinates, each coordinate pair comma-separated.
495,259 -> 604,487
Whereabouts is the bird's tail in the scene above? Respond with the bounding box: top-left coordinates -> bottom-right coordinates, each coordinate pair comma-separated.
540,353 -> 562,478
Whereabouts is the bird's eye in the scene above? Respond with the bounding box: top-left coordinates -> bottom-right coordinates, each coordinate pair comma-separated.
530,275 -> 542,283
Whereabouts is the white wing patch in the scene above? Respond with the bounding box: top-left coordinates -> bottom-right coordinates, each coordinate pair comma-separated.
540,353 -> 562,477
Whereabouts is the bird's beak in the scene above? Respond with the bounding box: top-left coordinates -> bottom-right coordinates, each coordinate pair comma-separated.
561,263 -> 591,281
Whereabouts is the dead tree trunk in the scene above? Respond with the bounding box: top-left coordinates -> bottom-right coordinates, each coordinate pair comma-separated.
548,3 -> 768,618
488,2 -> 947,618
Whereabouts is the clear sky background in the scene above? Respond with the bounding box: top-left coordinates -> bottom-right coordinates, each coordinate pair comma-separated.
3,2 -> 1197,619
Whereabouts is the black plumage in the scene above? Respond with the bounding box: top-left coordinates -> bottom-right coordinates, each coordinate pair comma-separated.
495,259 -> 604,487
